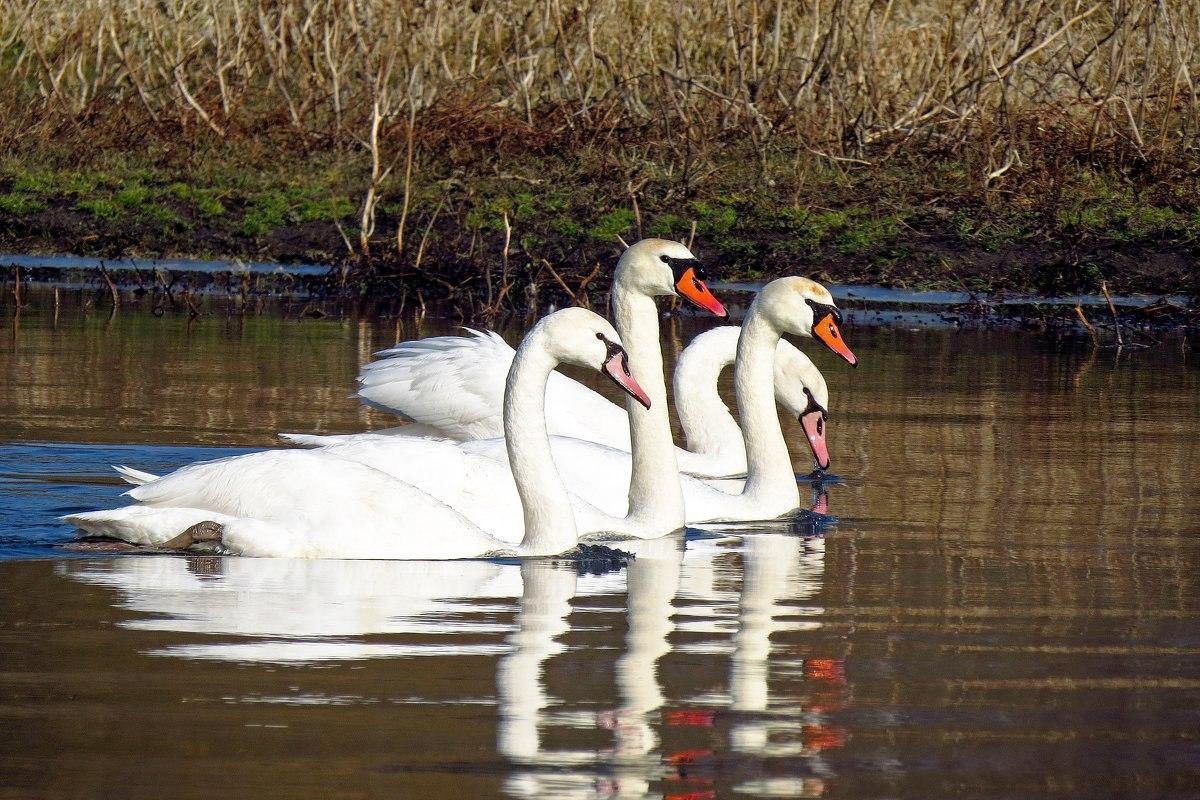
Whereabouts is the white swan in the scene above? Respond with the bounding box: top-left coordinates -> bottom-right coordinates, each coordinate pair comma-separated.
463,277 -> 857,525
282,325 -> 829,479
62,307 -> 651,559
343,239 -> 724,439
672,326 -> 830,476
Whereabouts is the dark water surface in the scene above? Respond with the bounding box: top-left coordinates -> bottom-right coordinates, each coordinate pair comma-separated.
1,298 -> 1199,798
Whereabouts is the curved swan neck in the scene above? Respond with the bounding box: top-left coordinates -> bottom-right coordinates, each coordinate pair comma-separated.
504,330 -> 579,555
674,327 -> 741,458
736,305 -> 800,507
612,284 -> 685,530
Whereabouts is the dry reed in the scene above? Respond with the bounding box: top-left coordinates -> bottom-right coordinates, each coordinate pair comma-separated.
0,0 -> 1197,255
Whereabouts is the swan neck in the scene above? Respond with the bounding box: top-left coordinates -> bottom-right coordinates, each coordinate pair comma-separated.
613,286 -> 685,530
674,328 -> 741,457
736,307 -> 799,506
504,333 -> 579,555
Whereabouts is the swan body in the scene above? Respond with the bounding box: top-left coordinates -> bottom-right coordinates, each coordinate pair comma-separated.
300,326 -> 825,479
64,308 -> 648,559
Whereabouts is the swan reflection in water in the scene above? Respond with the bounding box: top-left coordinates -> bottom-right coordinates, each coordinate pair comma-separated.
59,498 -> 842,798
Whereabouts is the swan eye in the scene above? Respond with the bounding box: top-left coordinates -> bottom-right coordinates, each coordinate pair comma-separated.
596,332 -> 605,340
659,254 -> 670,263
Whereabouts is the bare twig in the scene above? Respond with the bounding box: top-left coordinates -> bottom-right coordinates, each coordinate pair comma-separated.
539,258 -> 576,300
97,262 -> 121,309
1100,281 -> 1124,346
1074,303 -> 1098,345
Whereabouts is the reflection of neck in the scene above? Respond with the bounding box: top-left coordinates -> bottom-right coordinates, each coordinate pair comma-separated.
613,279 -> 684,532
731,535 -> 794,714
496,562 -> 577,760
736,306 -> 800,511
730,534 -> 828,755
505,331 -> 578,555
614,538 -> 683,756
674,327 -> 741,459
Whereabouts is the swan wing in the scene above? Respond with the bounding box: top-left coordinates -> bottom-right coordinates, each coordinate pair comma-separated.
356,328 -> 633,448
356,329 -> 514,440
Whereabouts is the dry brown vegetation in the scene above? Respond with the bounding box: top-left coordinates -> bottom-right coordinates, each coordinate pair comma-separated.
1,0 -> 1198,301
5,0 -> 1195,154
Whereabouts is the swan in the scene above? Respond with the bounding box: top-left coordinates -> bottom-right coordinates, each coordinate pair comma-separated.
62,307 -> 651,559
463,277 -> 857,525
348,240 -> 723,441
672,326 -> 830,476
282,325 -> 830,479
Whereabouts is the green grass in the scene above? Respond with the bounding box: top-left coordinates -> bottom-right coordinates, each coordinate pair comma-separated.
168,183 -> 227,218
76,197 -> 122,220
0,193 -> 46,214
589,208 -> 635,241
140,202 -> 191,229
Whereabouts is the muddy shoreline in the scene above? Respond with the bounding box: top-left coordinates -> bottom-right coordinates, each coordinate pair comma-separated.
5,254 -> 1195,343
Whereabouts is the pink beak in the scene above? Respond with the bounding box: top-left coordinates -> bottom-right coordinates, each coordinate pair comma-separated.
603,349 -> 652,410
800,410 -> 830,471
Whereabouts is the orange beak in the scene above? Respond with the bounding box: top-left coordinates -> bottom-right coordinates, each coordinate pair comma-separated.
812,314 -> 857,366
675,268 -> 727,318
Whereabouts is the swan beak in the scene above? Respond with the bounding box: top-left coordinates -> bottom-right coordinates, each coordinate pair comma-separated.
799,409 -> 831,471
812,314 -> 857,366
603,348 -> 652,410
675,268 -> 727,318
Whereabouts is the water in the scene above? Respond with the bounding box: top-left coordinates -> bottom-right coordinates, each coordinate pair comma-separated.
2,252 -> 329,276
2,297 -> 1199,798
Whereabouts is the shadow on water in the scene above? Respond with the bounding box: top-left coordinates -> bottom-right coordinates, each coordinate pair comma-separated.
2,301 -> 1200,797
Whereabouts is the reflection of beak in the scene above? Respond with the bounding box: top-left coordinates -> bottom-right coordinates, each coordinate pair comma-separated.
812,314 -> 857,366
799,409 -> 830,470
602,348 -> 652,409
675,268 -> 727,317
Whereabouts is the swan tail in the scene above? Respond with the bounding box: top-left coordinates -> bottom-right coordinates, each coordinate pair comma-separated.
61,506 -> 235,546
113,465 -> 160,486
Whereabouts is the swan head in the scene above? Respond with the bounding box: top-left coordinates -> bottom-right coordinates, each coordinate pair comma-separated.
774,345 -> 833,471
539,307 -> 652,409
757,277 -> 857,367
615,238 -> 727,317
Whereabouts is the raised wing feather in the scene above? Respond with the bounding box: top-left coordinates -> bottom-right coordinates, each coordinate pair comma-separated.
357,329 -> 514,440
356,328 -> 633,447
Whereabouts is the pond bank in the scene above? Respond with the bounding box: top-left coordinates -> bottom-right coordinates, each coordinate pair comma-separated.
4,254 -> 1195,342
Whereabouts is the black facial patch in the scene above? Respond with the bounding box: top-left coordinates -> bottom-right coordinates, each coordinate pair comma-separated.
804,298 -> 843,326
661,255 -> 708,285
800,387 -> 828,422
597,332 -> 632,376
